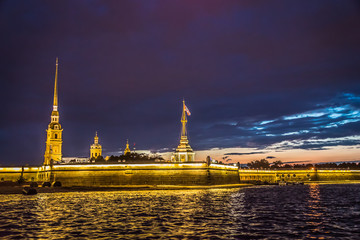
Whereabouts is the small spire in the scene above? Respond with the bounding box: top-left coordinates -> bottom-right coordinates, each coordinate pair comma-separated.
94,131 -> 99,144
181,99 -> 187,137
53,57 -> 59,111
124,139 -> 131,155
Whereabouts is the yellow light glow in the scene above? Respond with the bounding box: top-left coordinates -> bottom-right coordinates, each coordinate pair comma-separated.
0,167 -> 22,171
210,164 -> 238,169
52,163 -> 207,169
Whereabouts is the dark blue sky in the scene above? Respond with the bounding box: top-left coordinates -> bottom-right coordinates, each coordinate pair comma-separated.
1,0 -> 360,165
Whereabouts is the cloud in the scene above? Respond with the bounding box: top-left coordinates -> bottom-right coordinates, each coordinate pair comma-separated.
266,135 -> 360,151
199,93 -> 360,151
266,156 -> 276,159
225,151 -> 266,156
282,161 -> 311,164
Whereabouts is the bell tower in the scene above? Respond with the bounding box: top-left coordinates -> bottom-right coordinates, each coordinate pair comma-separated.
90,131 -> 102,158
44,58 -> 63,165
172,100 -> 195,162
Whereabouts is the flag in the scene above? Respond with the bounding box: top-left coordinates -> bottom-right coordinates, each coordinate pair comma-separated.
184,104 -> 191,116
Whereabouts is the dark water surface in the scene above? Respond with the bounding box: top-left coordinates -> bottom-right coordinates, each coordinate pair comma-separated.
0,184 -> 360,239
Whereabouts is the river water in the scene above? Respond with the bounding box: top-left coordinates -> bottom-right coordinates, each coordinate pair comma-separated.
0,184 -> 359,239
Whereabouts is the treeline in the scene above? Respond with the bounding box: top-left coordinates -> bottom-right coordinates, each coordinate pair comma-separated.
246,159 -> 360,170
92,152 -> 164,163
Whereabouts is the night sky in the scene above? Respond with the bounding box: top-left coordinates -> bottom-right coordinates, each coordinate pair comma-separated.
1,0 -> 360,166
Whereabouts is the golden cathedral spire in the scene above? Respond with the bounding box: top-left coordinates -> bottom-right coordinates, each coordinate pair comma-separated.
53,57 -> 59,111
44,58 -> 63,165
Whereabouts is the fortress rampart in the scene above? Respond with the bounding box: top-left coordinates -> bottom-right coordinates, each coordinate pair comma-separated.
239,169 -> 360,183
1,164 -> 360,187
0,166 -> 39,182
0,163 -> 240,187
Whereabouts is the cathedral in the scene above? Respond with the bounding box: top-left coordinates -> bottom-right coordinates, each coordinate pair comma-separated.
43,59 -> 195,165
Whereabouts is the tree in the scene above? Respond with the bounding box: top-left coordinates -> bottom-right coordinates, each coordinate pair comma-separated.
271,160 -> 283,169
283,164 -> 292,169
93,156 -> 105,162
247,159 -> 270,169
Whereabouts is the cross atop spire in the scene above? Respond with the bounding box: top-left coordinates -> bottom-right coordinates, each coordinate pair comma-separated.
53,57 -> 59,111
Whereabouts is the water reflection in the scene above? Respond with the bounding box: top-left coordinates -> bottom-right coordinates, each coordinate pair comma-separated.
305,184 -> 324,238
0,185 -> 359,239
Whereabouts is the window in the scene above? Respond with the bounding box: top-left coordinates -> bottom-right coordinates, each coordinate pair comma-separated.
55,134 -> 58,139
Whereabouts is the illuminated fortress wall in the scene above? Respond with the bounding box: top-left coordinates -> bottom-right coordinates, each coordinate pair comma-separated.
0,167 -> 39,182
239,169 -> 360,183
42,163 -> 240,187
316,170 -> 360,181
2,165 -> 360,187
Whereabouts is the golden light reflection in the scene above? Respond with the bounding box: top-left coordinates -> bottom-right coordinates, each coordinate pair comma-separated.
305,184 -> 323,233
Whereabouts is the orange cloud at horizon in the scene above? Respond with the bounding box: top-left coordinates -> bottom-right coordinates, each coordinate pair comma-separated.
190,145 -> 360,164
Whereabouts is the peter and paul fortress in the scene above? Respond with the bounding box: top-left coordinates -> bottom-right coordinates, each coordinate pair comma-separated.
1,58 -> 357,189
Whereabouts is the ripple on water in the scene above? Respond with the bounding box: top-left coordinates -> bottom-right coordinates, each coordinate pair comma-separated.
0,185 -> 360,239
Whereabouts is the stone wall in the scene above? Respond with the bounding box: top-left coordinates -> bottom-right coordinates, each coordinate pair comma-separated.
0,166 -> 39,183
316,170 -> 360,181
38,163 -> 240,186
4,164 -> 360,187
239,169 -> 360,183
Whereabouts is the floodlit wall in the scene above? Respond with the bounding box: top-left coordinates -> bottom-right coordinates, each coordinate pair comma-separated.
41,163 -> 240,187
0,167 -> 39,182
316,170 -> 360,181
3,164 -> 360,187
239,169 -> 360,183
